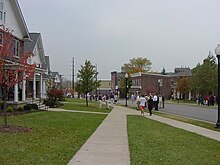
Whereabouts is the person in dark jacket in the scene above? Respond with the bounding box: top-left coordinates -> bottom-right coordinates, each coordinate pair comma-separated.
148,96 -> 154,116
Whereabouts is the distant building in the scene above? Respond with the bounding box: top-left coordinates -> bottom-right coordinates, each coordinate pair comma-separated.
111,67 -> 192,99
51,72 -> 63,89
97,79 -> 111,95
130,72 -> 172,98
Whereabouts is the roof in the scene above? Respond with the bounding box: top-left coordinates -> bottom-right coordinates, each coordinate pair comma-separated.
11,0 -> 31,40
24,33 -> 40,52
24,33 -> 46,63
51,72 -> 59,78
42,56 -> 50,71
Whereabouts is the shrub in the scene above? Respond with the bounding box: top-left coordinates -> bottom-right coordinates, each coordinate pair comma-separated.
18,107 -> 24,111
24,104 -> 32,111
31,104 -> 38,110
47,88 -> 64,101
44,99 -> 56,108
24,104 -> 38,111
6,106 -> 13,112
55,101 -> 64,108
0,101 -> 4,110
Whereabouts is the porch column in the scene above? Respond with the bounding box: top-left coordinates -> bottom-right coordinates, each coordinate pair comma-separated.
40,73 -> 43,98
188,90 -> 192,100
42,80 -> 46,99
22,72 -> 26,101
33,73 -> 36,99
177,91 -> 180,100
14,74 -> 18,102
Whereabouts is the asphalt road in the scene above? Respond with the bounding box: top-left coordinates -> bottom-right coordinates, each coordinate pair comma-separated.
119,100 -> 218,123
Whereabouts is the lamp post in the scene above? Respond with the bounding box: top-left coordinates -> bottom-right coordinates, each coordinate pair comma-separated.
125,73 -> 128,107
158,79 -> 162,95
215,44 -> 220,128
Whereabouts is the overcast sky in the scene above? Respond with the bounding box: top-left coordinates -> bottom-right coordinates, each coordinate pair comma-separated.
18,0 -> 220,80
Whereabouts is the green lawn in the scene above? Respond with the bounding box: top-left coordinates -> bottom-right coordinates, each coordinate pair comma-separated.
127,115 -> 220,165
0,111 -> 106,165
153,111 -> 220,132
61,98 -> 112,113
130,107 -> 220,132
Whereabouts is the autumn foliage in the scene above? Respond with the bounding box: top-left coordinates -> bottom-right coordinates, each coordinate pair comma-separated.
0,25 -> 36,126
47,88 -> 64,101
0,25 -> 35,91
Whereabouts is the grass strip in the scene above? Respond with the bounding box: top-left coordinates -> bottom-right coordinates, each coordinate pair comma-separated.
127,115 -> 220,165
130,107 -> 220,132
153,111 -> 220,132
0,111 -> 106,165
61,98 -> 112,113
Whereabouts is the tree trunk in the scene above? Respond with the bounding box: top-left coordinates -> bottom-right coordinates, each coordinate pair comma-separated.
3,87 -> 8,127
85,94 -> 88,107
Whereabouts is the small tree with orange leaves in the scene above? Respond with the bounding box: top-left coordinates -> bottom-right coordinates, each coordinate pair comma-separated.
0,25 -> 35,127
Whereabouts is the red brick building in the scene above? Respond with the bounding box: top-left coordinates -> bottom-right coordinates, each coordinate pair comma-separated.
130,72 -> 172,98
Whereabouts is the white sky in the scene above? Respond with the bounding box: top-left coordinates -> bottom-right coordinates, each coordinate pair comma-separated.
18,0 -> 220,80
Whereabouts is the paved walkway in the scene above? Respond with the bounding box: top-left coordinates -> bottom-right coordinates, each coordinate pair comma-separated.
49,106 -> 220,165
68,106 -> 130,165
48,108 -> 109,115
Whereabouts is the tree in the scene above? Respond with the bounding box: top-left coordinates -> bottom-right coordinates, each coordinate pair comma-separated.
161,67 -> 166,75
176,77 -> 190,100
190,52 -> 217,95
123,57 -> 152,74
77,60 -> 100,106
0,25 -> 35,127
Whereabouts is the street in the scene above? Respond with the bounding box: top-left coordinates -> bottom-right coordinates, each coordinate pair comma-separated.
118,100 -> 218,123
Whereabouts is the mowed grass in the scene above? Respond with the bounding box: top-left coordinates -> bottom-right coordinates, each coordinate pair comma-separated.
0,111 -> 106,165
130,107 -> 220,132
61,98 -> 112,113
153,111 -> 220,133
127,115 -> 220,165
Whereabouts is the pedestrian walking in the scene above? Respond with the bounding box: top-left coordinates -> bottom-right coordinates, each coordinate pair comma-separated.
136,95 -> 140,110
162,94 -> 165,108
110,93 -> 114,107
148,96 -> 154,116
105,94 -> 109,109
139,95 -> 146,116
98,94 -> 102,109
159,95 -> 162,109
114,93 -> 118,105
153,93 -> 159,110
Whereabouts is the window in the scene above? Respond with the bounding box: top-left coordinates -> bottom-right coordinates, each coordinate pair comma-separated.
13,39 -> 20,57
0,32 -> 3,45
3,11 -> 6,22
0,2 -> 3,20
0,2 -> 6,22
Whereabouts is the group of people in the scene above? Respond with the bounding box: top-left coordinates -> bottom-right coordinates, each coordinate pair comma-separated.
196,95 -> 216,106
136,93 -> 165,116
98,93 -> 118,109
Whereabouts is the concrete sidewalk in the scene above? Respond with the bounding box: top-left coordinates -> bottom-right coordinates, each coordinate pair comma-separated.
68,106 -> 130,165
61,106 -> 220,164
48,108 -> 109,115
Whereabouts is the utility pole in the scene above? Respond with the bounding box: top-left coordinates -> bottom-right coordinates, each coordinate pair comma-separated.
72,57 -> 75,97
95,64 -> 98,95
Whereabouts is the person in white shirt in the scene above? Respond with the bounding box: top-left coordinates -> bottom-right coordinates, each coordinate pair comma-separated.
153,93 -> 159,110
139,95 -> 147,116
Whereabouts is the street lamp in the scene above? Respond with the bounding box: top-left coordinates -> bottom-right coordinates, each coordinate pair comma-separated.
215,44 -> 220,128
125,73 -> 128,107
158,79 -> 162,94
